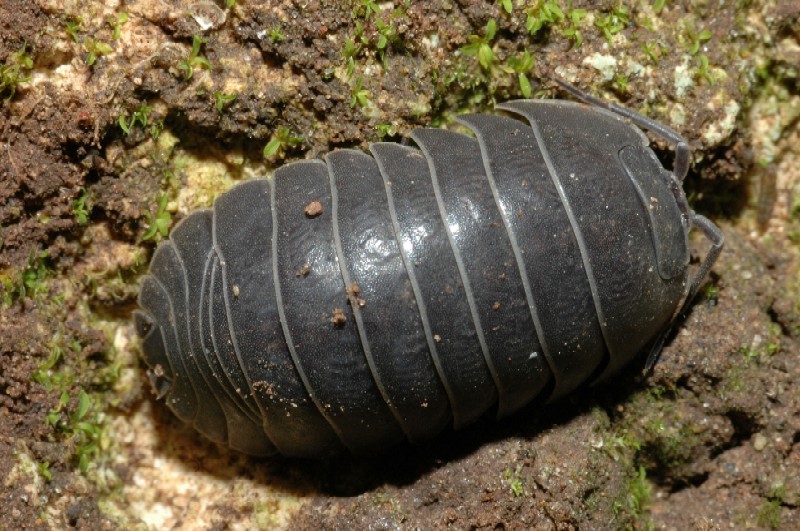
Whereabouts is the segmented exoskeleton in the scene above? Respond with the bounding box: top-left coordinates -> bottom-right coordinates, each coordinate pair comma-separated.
135,81 -> 723,458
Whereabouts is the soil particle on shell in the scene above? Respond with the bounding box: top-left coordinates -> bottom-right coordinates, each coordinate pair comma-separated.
304,200 -> 323,218
347,281 -> 361,297
331,308 -> 347,327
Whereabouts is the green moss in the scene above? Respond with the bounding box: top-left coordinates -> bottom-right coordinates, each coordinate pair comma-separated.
64,17 -> 83,43
687,28 -> 712,56
349,75 -> 373,111
704,283 -> 720,304
503,467 -> 525,498
562,7 -> 588,47
262,127 -> 305,160
32,343 -> 68,392
29,321 -> 126,492
1,249 -> 51,307
343,36 -> 361,79
118,103 -> 154,136
695,54 -> 715,85
72,188 -> 90,225
601,432 -> 643,461
109,12 -> 128,41
525,1 -> 564,37
641,40 -> 666,65
84,38 -> 113,66
594,5 -> 630,44
353,0 -> 381,20
644,420 -> 700,470
267,27 -> 286,43
178,35 -> 211,80
37,460 -> 53,482
340,1 -> 409,75
0,44 -> 33,103
460,19 -> 498,71
141,193 -> 173,241
612,466 -> 653,527
613,72 -> 630,94
214,90 -> 237,112
525,1 -> 587,47
503,51 -> 535,98
45,388 -> 115,478
739,326 -> 782,365
601,385 -> 706,477
373,18 -> 399,68
757,485 -> 786,530
758,499 -> 781,529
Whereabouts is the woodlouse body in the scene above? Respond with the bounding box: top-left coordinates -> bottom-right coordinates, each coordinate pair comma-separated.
135,83 -> 723,458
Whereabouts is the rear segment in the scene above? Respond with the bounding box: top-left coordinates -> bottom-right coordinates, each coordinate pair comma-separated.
138,208 -> 278,456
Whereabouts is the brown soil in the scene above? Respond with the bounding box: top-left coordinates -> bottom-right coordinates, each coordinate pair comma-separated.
1,0 -> 799,529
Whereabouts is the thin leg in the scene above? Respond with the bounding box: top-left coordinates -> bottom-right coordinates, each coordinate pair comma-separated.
684,213 -> 724,308
673,143 -> 691,182
666,177 -> 693,223
551,77 -> 691,181
644,212 -> 724,370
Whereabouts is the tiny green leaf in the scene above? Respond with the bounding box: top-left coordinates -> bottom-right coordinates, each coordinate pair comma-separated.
142,193 -> 172,241
118,115 -> 130,134
111,12 -> 128,40
76,390 -> 91,420
485,19 -> 497,41
477,43 -> 494,70
72,189 -> 90,225
214,90 -> 237,111
263,138 -> 281,158
268,27 -> 286,42
519,73 -> 531,98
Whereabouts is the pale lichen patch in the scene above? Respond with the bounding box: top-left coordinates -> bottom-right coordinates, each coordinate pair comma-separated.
582,53 -> 618,82
703,97 -> 740,146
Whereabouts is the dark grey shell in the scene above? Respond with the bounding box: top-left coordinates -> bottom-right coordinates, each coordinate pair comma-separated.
135,99 -> 698,458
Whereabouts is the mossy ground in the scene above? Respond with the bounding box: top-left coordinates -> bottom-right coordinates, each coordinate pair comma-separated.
1,0 -> 799,528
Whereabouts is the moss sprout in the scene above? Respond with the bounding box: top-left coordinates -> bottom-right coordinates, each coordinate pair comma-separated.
141,193 -> 173,241
263,127 -> 304,159
178,35 -> 211,80
0,44 -> 33,102
461,19 -> 498,71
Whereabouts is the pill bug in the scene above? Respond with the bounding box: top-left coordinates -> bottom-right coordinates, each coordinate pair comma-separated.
134,80 -> 723,458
